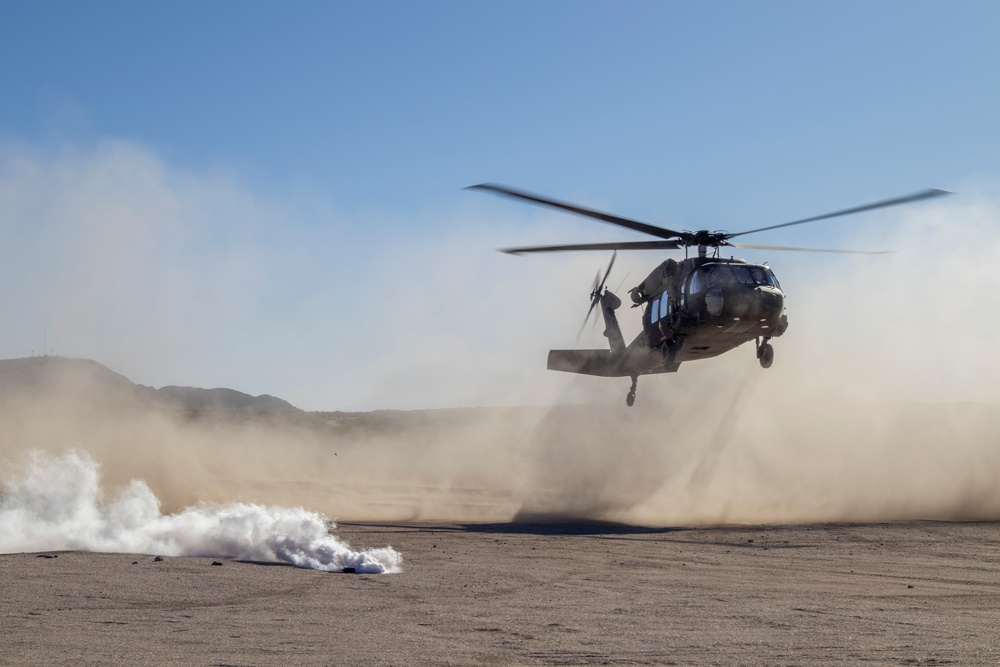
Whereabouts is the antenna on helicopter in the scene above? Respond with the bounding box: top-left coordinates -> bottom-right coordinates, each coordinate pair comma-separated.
615,272 -> 630,294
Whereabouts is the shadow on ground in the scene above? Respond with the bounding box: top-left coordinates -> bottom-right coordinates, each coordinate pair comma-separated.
339,520 -> 683,537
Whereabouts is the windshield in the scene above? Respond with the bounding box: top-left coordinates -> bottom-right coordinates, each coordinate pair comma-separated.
699,263 -> 781,289
749,265 -> 781,289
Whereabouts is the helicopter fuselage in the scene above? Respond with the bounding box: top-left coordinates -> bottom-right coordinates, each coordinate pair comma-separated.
635,255 -> 787,366
546,255 -> 788,382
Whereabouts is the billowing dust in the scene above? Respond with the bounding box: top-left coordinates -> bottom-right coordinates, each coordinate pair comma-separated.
1,349 -> 999,533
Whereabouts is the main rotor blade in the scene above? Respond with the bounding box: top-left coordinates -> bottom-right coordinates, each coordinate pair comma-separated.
500,240 -> 681,255
728,242 -> 893,255
469,183 -> 684,240
727,188 -> 952,239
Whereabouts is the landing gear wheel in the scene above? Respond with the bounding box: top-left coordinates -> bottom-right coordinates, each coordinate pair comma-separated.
626,375 -> 638,407
759,342 -> 774,369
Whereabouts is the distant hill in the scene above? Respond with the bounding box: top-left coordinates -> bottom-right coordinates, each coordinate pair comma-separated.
0,357 -> 300,412
150,385 -> 299,412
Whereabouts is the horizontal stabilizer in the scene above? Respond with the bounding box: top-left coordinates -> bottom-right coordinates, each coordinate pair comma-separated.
548,347 -> 681,377
547,349 -> 627,377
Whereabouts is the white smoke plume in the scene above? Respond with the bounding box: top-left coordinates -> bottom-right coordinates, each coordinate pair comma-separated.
0,450 -> 401,573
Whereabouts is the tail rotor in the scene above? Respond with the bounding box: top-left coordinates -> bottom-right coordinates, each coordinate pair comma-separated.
577,251 -> 616,341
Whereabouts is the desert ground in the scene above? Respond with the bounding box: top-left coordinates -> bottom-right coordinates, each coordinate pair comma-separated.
3,358 -> 1000,665
3,520 -> 1000,666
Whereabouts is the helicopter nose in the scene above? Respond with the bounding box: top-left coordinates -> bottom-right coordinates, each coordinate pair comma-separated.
753,287 -> 784,321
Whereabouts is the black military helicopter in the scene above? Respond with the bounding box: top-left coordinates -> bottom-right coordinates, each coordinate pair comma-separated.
470,183 -> 950,406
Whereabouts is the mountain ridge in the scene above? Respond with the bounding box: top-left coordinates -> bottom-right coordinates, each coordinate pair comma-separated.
0,356 -> 300,412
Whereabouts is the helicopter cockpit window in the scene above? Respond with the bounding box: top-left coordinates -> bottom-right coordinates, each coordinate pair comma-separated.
687,270 -> 703,295
701,263 -> 733,288
729,265 -> 756,286
701,263 -> 782,289
659,294 -> 670,320
650,296 -> 660,322
749,265 -> 781,289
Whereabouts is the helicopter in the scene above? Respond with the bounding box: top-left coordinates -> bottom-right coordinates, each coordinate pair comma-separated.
470,183 -> 951,406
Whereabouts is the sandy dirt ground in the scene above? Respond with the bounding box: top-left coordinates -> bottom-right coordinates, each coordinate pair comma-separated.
4,366 -> 1000,664
3,519 -> 1000,666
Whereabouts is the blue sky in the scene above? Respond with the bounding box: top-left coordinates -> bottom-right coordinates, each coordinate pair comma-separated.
1,1 -> 999,410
